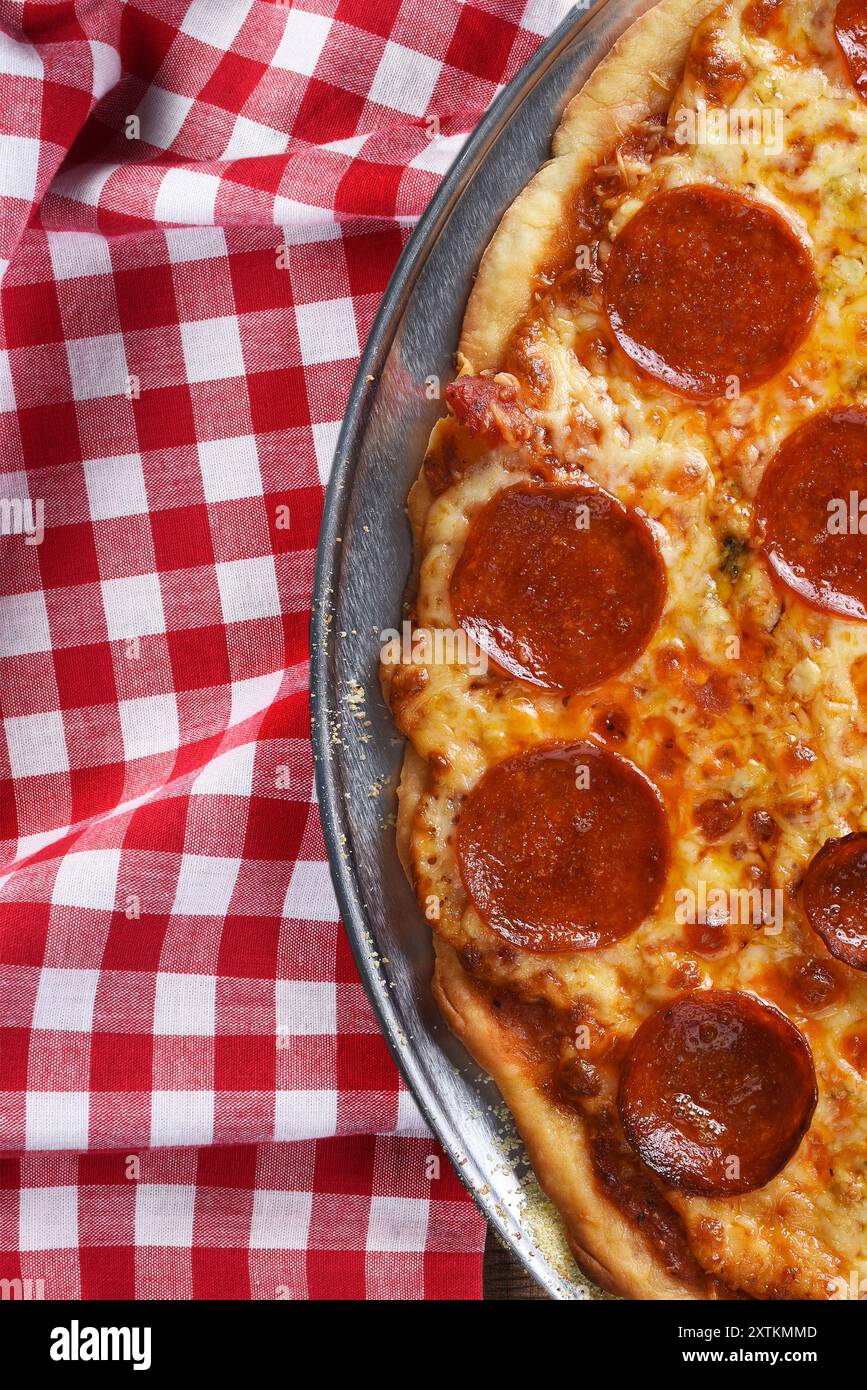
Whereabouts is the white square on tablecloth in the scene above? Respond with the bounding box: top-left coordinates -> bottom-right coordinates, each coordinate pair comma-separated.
216,554 -> 281,624
272,9 -> 331,75
165,226 -> 228,265
118,692 -> 179,761
154,167 -> 220,225
180,314 -> 245,384
228,669 -> 283,727
51,848 -> 121,910
367,1195 -> 430,1252
250,1189 -> 313,1250
84,452 -> 149,520
150,1089 -> 215,1147
396,1090 -> 430,1137
4,709 -> 68,778
19,1185 -> 78,1251
153,971 -> 217,1036
180,0 -> 253,50
26,1092 -> 89,1150
0,134 -> 40,200
522,0 -> 575,37
134,85 -> 194,150
50,161 -> 118,208
275,200 -> 339,245
0,589 -> 52,658
88,40 -> 120,98
66,332 -> 129,401
0,349 -> 15,411
198,434 -> 262,503
32,966 -> 101,1032
47,230 -> 113,281
369,41 -> 441,117
191,740 -> 256,796
295,297 -> 358,366
311,419 -> 340,484
276,980 -> 336,1037
0,32 -> 42,76
282,861 -> 339,922
274,1089 -> 337,1141
410,131 -> 467,174
222,116 -> 290,160
135,1183 -> 196,1247
323,134 -> 368,157
101,572 -> 166,640
170,855 -> 242,918
15,826 -> 66,861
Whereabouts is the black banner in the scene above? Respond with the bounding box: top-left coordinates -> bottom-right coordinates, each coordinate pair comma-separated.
2,1293 -> 861,1375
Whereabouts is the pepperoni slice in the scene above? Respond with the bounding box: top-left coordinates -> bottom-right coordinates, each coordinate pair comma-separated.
603,185 -> 817,399
835,0 -> 867,100
618,990 -> 817,1195
449,483 -> 665,693
789,957 -> 845,1012
802,832 -> 867,971
456,742 -> 669,953
755,409 -> 867,621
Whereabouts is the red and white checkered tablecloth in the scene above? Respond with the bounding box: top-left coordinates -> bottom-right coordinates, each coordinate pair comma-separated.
0,0 -> 572,1300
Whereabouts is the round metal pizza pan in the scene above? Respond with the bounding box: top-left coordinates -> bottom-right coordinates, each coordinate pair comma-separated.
310,0 -> 657,1299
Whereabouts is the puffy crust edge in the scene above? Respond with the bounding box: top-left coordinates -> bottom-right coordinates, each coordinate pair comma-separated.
433,937 -> 707,1300
458,0 -> 723,372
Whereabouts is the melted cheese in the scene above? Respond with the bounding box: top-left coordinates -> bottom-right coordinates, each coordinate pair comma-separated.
389,0 -> 867,1299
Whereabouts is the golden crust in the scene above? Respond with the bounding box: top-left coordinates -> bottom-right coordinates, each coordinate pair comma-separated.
395,745 -> 428,879
458,150 -> 595,373
552,0 -> 723,157
459,0 -> 723,372
433,939 -> 708,1300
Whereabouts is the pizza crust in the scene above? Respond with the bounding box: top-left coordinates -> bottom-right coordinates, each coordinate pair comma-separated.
395,744 -> 428,879
433,938 -> 709,1300
459,0 -> 723,372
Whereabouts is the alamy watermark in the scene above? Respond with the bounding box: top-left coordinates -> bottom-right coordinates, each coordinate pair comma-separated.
827,491 -> 867,534
675,881 -> 783,935
673,101 -> 784,151
380,621 -> 487,678
0,496 -> 44,545
1,1276 -> 45,1300
50,1321 -> 151,1371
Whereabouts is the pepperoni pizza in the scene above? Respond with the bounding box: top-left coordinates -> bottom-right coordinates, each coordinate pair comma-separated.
382,0 -> 867,1299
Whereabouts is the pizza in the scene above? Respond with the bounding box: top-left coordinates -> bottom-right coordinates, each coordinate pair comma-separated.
380,0 -> 867,1300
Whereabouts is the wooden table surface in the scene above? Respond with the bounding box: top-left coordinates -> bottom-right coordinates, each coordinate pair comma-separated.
482,1226 -> 550,1300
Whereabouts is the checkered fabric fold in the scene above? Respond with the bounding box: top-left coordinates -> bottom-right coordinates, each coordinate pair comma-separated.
0,0 -> 571,1299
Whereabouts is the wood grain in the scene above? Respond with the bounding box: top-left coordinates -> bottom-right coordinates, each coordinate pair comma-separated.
483,1226 -> 551,1300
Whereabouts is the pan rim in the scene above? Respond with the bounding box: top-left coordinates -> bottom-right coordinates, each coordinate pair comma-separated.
310,0 -> 618,1301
